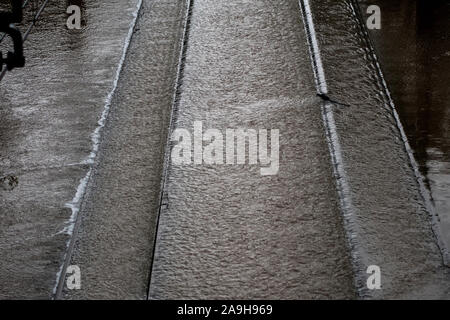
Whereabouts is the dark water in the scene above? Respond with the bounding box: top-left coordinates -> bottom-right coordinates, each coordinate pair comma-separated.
308,0 -> 450,298
359,0 -> 450,249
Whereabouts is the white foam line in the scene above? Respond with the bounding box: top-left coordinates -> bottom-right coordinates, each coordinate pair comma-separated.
348,0 -> 449,266
53,0 -> 144,297
299,0 -> 327,94
299,0 -> 369,297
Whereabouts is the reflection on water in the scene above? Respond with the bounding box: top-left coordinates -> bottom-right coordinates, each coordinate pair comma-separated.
359,0 -> 450,245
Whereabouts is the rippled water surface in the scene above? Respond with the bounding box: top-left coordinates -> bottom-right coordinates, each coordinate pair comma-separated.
1,0 -> 449,299
0,0 -> 138,298
359,0 -> 450,250
149,0 -> 356,299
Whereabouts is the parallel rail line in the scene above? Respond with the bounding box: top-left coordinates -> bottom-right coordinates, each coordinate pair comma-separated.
298,0 -> 369,298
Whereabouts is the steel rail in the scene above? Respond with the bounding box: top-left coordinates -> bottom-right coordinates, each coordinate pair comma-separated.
298,0 -> 369,298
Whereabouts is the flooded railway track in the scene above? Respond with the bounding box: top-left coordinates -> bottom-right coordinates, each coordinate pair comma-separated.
53,0 -> 145,299
146,0 -> 194,300
2,0 -> 449,299
299,0 -> 367,297
147,0 -> 355,299
57,0 -> 450,299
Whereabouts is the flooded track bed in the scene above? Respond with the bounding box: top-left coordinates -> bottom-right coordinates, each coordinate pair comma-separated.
359,0 -> 450,252
306,0 -> 450,298
148,0 -> 355,300
0,0 -> 449,299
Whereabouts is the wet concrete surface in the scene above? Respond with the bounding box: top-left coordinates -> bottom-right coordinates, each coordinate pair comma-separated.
359,0 -> 450,254
0,0 -> 140,299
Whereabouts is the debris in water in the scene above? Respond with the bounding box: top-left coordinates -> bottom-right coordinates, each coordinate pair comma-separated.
0,175 -> 19,191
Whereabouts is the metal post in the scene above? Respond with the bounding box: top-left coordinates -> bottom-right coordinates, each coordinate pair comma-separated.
0,1 -> 25,72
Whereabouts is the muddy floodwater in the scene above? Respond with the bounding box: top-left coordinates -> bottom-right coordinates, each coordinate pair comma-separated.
359,0 -> 450,249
